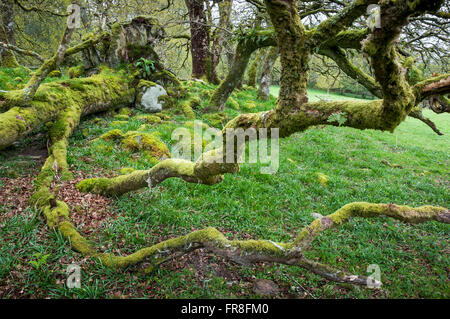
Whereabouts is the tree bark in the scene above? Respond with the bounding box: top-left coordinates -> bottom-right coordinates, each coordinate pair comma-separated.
247,48 -> 266,87
185,0 -> 210,80
208,0 -> 233,84
257,46 -> 279,100
209,33 -> 276,110
0,0 -> 19,67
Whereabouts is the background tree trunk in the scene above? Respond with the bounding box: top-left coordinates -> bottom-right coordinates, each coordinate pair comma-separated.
257,46 -> 279,100
0,0 -> 19,67
247,48 -> 266,87
185,0 -> 210,80
208,0 -> 233,84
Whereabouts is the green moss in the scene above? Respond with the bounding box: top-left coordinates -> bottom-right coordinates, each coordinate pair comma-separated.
114,114 -> 130,121
48,70 -> 62,78
158,94 -> 177,109
118,107 -> 132,116
111,121 -> 128,126
1,50 -> 19,68
122,131 -> 170,158
135,115 -> 162,124
137,80 -> 157,90
154,113 -> 171,121
316,172 -> 330,186
68,65 -> 84,79
202,112 -> 230,129
181,101 -> 195,119
43,200 -> 70,228
227,97 -> 240,110
120,167 -> 136,175
99,129 -> 124,141
247,49 -> 265,87
29,186 -> 53,208
58,221 -> 97,255
189,96 -> 202,109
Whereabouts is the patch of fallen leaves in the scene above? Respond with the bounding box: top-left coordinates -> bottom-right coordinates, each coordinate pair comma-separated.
52,172 -> 114,234
0,175 -> 35,222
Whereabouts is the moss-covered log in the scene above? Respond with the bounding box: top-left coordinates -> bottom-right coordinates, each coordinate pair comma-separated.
0,70 -> 135,150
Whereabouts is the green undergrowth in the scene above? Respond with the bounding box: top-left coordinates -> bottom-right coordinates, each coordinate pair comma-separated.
0,80 -> 449,299
0,66 -> 70,91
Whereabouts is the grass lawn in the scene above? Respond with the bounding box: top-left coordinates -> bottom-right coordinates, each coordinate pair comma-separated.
0,81 -> 448,299
270,86 -> 372,102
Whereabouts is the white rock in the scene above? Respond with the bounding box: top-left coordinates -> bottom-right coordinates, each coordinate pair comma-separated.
137,84 -> 167,113
311,213 -> 324,219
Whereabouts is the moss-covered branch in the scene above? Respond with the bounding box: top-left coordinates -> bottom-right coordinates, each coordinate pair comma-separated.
291,202 -> 449,249
0,41 -> 44,62
309,0 -> 378,47
414,74 -> 450,101
19,8 -> 76,104
409,107 -> 443,136
319,47 -> 382,98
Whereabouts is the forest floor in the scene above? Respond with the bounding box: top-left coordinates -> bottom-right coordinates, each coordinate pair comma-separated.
0,68 -> 449,299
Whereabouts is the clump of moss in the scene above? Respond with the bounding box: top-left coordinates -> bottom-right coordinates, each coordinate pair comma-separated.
114,114 -> 130,121
111,120 -> 128,126
316,172 -> 329,186
119,167 -> 135,175
122,131 -> 170,159
227,97 -> 240,110
94,144 -> 113,154
48,70 -> 62,78
99,129 -> 123,141
242,101 -> 257,110
137,80 -> 157,90
202,112 -> 230,128
154,113 -> 171,121
68,65 -> 84,78
118,107 -> 132,116
135,114 -> 162,124
189,96 -> 202,109
158,94 -> 177,109
181,101 -> 195,119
